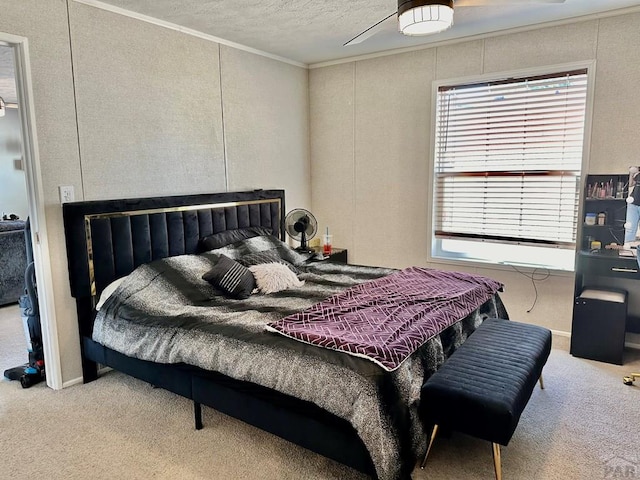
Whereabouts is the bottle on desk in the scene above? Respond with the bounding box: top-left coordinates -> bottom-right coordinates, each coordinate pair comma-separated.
322,228 -> 332,256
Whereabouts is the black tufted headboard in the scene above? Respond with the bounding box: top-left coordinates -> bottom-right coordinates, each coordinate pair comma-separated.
63,189 -> 285,338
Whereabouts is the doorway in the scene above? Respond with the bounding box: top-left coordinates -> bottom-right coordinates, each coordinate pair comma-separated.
0,35 -> 61,389
0,44 -> 30,372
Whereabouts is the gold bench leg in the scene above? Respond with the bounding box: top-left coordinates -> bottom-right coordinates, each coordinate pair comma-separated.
420,424 -> 439,469
492,443 -> 502,480
539,374 -> 544,390
422,428 -> 504,478
623,373 -> 639,385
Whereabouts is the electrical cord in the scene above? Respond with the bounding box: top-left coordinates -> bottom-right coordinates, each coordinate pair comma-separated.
509,265 -> 551,313
608,227 -> 623,245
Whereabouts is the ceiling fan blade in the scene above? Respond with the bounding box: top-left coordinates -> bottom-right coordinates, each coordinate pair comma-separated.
455,0 -> 565,5
344,11 -> 397,46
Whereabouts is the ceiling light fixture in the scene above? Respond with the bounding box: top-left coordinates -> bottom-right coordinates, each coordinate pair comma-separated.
398,0 -> 454,36
0,97 -> 5,117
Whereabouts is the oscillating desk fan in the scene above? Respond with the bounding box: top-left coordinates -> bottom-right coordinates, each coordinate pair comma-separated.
285,209 -> 317,253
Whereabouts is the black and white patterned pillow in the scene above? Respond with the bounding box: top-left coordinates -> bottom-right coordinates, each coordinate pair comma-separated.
202,255 -> 255,299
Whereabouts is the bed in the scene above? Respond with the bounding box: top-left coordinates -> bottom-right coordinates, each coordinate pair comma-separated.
63,189 -> 507,480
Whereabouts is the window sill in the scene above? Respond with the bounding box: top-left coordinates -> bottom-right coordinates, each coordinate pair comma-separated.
427,255 -> 576,278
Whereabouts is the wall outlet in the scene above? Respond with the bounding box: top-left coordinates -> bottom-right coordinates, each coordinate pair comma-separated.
59,185 -> 75,204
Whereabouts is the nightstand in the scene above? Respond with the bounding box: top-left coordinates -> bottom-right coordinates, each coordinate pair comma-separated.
311,247 -> 348,264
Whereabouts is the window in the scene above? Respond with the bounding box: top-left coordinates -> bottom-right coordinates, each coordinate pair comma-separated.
431,68 -> 589,271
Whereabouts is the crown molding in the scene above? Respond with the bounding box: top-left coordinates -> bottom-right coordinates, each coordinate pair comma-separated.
71,0 -> 308,69
309,5 -> 640,69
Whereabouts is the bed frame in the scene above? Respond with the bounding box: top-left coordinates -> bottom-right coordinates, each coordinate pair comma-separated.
62,189 -> 378,478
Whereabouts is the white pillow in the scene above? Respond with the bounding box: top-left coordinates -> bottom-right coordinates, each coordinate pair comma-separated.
96,276 -> 127,311
248,263 -> 304,294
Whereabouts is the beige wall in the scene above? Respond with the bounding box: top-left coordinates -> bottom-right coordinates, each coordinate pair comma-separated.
2,1 -> 638,384
0,0 -> 309,384
221,46 -> 311,211
0,0 -> 85,385
69,3 -> 227,199
310,13 -> 640,338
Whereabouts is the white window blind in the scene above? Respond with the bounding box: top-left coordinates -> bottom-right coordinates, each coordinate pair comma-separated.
434,69 -> 587,248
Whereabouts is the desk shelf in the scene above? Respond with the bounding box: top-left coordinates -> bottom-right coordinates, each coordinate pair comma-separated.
571,174 -> 638,365
581,177 -> 627,248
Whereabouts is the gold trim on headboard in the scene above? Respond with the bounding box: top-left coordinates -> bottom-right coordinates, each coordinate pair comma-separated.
83,198 -> 282,308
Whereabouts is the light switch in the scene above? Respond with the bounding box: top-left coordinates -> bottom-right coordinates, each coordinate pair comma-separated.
59,185 -> 75,204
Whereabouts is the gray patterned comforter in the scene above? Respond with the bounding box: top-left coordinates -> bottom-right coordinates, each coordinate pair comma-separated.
93,236 -> 507,480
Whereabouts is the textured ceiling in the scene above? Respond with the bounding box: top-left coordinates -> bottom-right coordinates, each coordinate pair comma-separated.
89,0 -> 640,65
2,1 -> 640,103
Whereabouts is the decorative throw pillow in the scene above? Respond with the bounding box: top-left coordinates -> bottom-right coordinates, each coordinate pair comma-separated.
238,248 -> 299,273
202,255 -> 256,299
199,226 -> 273,252
249,263 -> 305,294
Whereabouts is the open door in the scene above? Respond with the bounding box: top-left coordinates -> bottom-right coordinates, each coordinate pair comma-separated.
0,34 -> 62,389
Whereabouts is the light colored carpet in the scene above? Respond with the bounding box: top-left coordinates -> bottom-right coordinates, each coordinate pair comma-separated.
1,304 -> 639,480
1,304 -> 27,371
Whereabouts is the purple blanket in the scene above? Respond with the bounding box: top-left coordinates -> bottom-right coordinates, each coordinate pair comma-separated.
267,267 -> 503,371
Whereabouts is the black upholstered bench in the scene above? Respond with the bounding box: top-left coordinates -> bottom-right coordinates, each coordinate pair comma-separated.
419,318 -> 552,480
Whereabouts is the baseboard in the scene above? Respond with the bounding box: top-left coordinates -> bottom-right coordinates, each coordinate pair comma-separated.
551,328 -> 640,350
60,366 -> 113,389
62,376 -> 84,388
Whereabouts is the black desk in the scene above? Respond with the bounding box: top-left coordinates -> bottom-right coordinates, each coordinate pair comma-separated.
576,249 -> 638,279
571,249 -> 640,364
574,250 -> 640,333
311,247 -> 348,264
